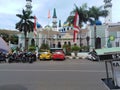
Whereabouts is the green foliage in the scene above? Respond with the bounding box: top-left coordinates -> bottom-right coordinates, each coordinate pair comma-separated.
39,43 -> 50,52
16,9 -> 34,50
62,42 -> 71,55
10,35 -> 18,44
28,45 -> 36,52
16,9 -> 34,36
81,46 -> 89,52
66,3 -> 108,27
0,33 -> 18,44
88,6 -> 108,21
71,44 -> 80,52
0,33 -> 9,42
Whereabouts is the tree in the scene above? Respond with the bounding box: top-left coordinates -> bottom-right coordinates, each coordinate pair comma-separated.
62,42 -> 71,55
71,43 -> 80,56
66,3 -> 89,47
66,4 -> 108,49
0,33 -> 18,44
10,35 -> 18,44
66,4 -> 108,26
88,6 -> 108,49
39,43 -> 50,52
15,9 -> 34,50
66,3 -> 89,27
88,6 -> 108,24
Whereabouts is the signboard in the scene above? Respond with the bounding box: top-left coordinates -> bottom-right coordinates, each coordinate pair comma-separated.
112,61 -> 120,86
109,35 -> 115,41
113,61 -> 120,67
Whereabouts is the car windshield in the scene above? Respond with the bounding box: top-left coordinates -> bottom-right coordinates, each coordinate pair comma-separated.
54,52 -> 62,54
42,52 -> 48,54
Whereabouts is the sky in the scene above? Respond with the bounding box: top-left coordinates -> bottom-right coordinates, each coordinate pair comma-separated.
0,0 -> 120,30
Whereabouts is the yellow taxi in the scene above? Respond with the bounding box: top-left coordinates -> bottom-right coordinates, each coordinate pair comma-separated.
39,51 -> 52,60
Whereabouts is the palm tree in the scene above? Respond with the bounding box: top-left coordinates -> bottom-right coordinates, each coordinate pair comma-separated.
88,6 -> 108,49
88,6 -> 108,24
66,3 -> 89,27
66,3 -> 89,47
16,9 -> 34,50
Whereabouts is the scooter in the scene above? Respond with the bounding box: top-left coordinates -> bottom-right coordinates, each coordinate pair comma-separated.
87,51 -> 100,61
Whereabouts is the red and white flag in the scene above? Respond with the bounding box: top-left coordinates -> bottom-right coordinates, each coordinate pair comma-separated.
73,12 -> 80,43
34,16 -> 37,37
48,10 -> 51,19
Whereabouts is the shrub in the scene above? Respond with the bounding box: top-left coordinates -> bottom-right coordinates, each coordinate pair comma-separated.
71,44 -> 80,52
28,45 -> 36,52
39,43 -> 50,52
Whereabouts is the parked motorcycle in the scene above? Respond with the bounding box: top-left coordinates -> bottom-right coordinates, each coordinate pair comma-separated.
0,52 -> 6,63
87,51 -> 100,61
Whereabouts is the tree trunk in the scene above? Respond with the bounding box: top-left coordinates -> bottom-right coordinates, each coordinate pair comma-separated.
24,36 -> 28,51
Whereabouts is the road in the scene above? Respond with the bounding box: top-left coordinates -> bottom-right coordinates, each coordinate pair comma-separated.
0,59 -> 109,90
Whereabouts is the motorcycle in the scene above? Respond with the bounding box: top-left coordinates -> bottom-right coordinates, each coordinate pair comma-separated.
87,51 -> 100,61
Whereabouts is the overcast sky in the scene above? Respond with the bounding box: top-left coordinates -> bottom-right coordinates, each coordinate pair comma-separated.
0,0 -> 119,30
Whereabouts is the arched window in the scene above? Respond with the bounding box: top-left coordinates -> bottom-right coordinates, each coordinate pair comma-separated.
68,41 -> 71,46
57,42 -> 61,48
31,38 -> 35,46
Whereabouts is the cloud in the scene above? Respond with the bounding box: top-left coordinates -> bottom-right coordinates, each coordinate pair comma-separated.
0,0 -> 26,14
0,0 -> 120,30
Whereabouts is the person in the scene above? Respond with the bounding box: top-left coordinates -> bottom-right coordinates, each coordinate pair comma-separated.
88,49 -> 99,61
92,49 -> 97,55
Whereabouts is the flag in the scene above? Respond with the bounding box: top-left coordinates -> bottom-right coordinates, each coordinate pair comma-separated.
73,12 -> 80,42
34,16 -> 37,37
48,10 -> 51,19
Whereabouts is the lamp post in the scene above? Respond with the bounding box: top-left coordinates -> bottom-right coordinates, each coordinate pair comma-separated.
86,36 -> 90,52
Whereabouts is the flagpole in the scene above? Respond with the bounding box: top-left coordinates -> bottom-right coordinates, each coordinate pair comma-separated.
47,10 -> 51,47
34,16 -> 37,47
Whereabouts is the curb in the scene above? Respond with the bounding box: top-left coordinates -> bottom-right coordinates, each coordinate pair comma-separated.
65,56 -> 87,59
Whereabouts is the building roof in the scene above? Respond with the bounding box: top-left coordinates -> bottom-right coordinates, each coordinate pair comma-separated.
108,23 -> 120,31
39,29 -> 59,35
66,29 -> 89,34
0,29 -> 20,34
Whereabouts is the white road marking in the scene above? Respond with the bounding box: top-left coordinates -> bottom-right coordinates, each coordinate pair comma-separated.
0,69 -> 107,72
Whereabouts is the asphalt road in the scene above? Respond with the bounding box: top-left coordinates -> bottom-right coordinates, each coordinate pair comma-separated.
0,59 -> 109,90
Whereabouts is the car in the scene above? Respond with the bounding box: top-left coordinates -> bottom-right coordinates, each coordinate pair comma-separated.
39,51 -> 52,60
50,48 -> 65,53
52,51 -> 65,60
